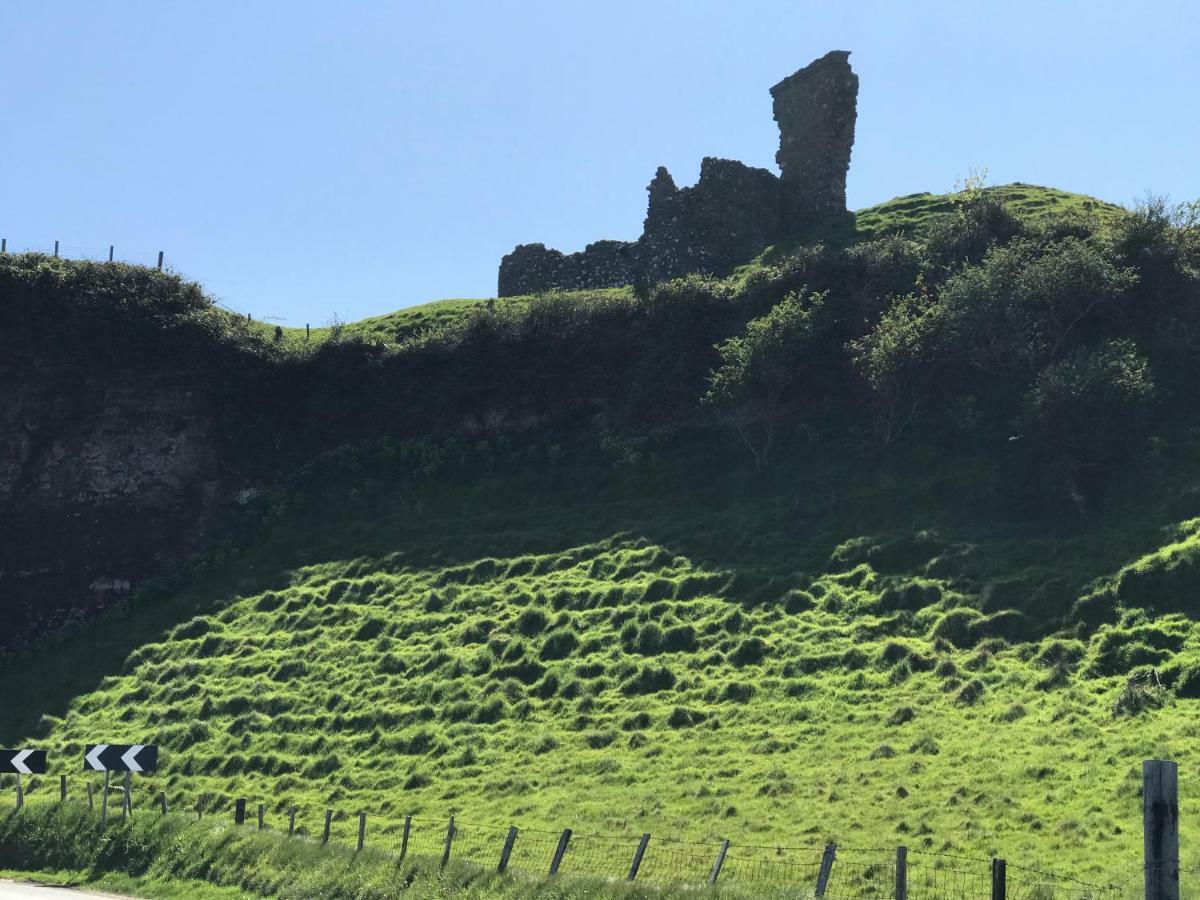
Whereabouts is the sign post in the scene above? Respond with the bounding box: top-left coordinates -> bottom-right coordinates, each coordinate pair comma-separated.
83,744 -> 158,827
3,749 -> 48,810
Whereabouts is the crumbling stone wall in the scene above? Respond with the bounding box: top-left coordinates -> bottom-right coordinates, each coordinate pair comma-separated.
498,51 -> 857,296
497,240 -> 636,296
637,158 -> 783,286
771,49 -> 859,227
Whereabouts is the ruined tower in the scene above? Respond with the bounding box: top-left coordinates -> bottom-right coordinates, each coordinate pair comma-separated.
497,51 -> 859,296
770,50 -> 858,227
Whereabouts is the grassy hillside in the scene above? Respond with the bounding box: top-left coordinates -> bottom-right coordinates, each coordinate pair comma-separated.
5,183 -> 1200,893
7,431 -> 1200,884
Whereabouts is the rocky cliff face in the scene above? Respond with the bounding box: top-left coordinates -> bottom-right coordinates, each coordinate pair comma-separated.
0,311 -> 224,653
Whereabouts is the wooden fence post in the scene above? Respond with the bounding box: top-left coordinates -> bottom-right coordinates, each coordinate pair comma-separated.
815,843 -> 837,898
195,798 -> 203,820
86,782 -> 94,811
357,812 -> 366,851
257,803 -> 265,830
498,826 -> 518,873
549,828 -> 572,875
159,792 -> 168,815
441,816 -> 456,867
400,815 -> 412,860
108,245 -> 114,262
288,806 -> 297,836
123,772 -> 131,819
60,775 -> 67,802
895,845 -> 908,900
628,833 -> 651,881
708,839 -> 730,885
991,858 -> 1006,900
54,240 -> 59,257
234,798 -> 246,825
1144,759 -> 1180,900
1,238 -> 6,252
100,772 -> 110,828
15,774 -> 23,810
322,809 -> 332,845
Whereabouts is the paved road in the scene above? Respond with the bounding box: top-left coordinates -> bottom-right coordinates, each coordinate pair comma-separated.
0,882 -> 125,899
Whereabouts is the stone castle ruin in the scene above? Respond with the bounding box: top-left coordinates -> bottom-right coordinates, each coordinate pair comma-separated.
498,50 -> 858,296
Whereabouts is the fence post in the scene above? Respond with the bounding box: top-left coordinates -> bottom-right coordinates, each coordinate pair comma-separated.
100,771 -> 110,828
234,797 -> 246,825
895,846 -> 908,900
441,816 -> 456,867
258,803 -> 265,830
108,245 -> 114,262
54,240 -> 59,257
1144,759 -> 1180,900
15,774 -> 23,810
195,798 -> 203,820
1,238 -> 6,252
288,806 -> 297,836
628,833 -> 651,881
357,812 -> 366,851
400,815 -> 412,860
498,826 -> 518,873
157,251 -> 164,270
322,809 -> 332,845
123,772 -> 131,819
86,782 -> 94,811
815,843 -> 837,898
709,839 -> 730,885
549,828 -> 572,875
991,858 -> 1006,900
159,792 -> 168,815
306,324 -> 310,340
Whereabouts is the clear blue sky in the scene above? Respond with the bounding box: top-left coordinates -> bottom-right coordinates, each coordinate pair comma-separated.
2,1 -> 1197,326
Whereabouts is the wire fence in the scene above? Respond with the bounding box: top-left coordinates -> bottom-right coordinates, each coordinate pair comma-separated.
0,775 -> 1174,898
0,237 -> 169,269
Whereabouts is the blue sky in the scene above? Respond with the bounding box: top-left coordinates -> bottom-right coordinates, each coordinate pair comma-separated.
2,1 -> 1197,326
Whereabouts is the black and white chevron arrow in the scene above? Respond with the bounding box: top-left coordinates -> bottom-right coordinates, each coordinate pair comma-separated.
1,748 -> 48,775
83,744 -> 158,773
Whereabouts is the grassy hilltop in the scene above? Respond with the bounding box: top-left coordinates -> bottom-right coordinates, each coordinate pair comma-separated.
4,183 -> 1200,890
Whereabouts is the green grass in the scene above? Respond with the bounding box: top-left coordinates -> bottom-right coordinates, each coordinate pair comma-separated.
1,868 -> 250,898
5,432 -> 1200,889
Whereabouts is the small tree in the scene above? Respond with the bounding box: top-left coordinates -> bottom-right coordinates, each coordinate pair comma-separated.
1020,339 -> 1155,509
703,290 -> 826,470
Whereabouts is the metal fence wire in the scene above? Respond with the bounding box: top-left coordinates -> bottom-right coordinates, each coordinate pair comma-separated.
0,779 -> 1168,898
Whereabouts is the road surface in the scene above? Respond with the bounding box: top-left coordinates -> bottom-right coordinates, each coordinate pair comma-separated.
0,883 -> 125,899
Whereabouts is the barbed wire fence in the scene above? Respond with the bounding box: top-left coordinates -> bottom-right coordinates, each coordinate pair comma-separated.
1,771 -> 1162,899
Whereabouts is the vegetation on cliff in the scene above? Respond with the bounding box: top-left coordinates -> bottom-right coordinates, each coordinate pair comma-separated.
4,182 -> 1200,886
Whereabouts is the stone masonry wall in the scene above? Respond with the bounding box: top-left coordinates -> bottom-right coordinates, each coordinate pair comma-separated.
770,50 -> 859,227
497,51 -> 857,296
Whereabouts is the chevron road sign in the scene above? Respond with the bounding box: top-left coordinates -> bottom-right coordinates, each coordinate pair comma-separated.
1,749 -> 48,775
83,744 -> 158,773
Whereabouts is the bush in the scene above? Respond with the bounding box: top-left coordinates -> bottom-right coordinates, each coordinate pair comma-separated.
515,608 -> 549,636
929,608 -> 985,649
731,636 -> 769,666
620,664 -> 676,696
539,628 -> 578,660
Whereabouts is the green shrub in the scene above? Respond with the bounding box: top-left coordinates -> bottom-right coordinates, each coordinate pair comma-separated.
731,637 -> 769,666
539,629 -> 578,660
